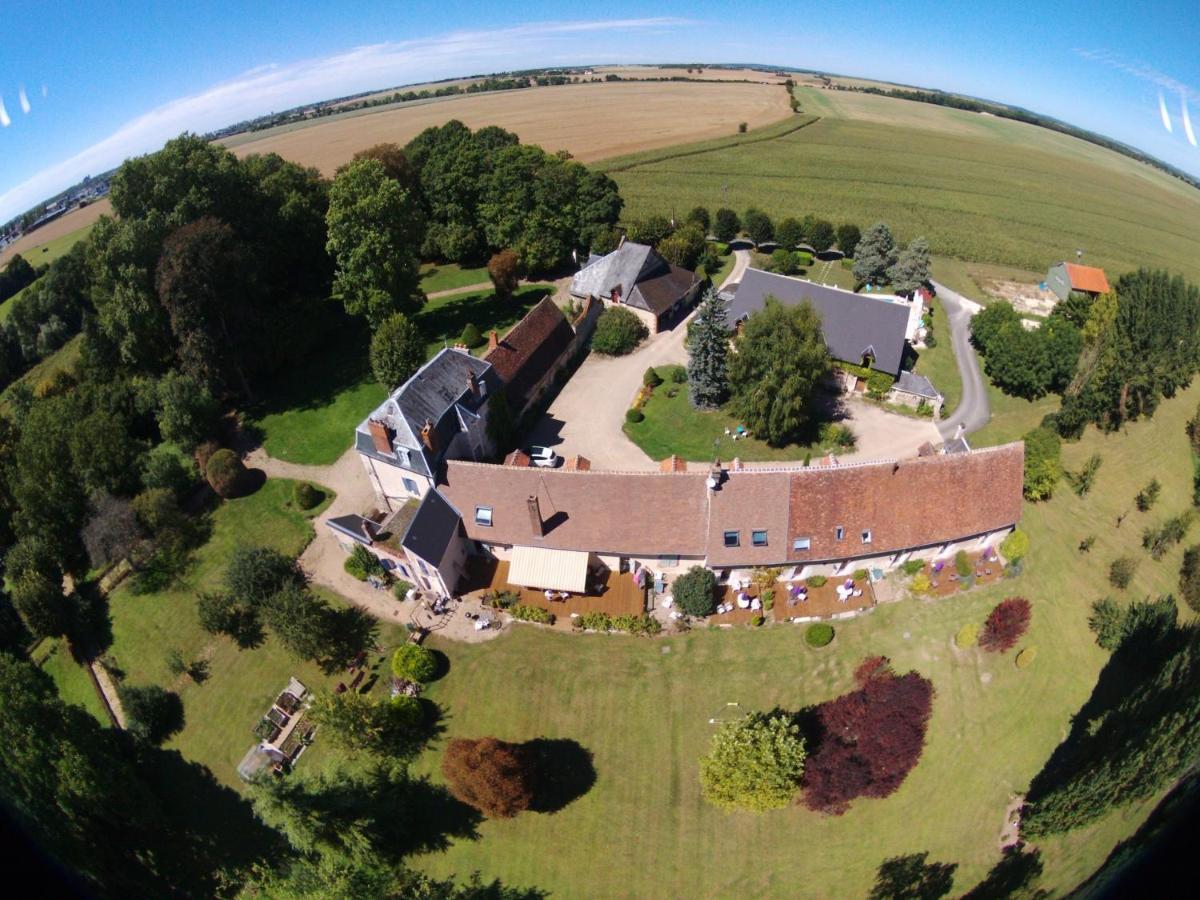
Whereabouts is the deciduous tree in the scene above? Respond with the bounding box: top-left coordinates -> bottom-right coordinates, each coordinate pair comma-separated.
699,712 -> 806,811
442,737 -> 535,818
369,312 -> 425,389
979,598 -> 1032,652
672,566 -> 718,617
836,223 -> 862,258
487,249 -> 521,302
742,208 -> 774,245
713,208 -> 740,243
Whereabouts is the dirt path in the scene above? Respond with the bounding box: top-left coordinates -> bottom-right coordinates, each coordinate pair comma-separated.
91,661 -> 126,728
426,281 -> 491,300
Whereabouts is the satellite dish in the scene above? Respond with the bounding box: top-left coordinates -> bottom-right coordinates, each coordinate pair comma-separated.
706,475 -> 718,490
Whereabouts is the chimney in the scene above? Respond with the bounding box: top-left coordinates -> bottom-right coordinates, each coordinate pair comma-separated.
731,457 -> 743,471
420,419 -> 440,455
467,369 -> 481,400
367,419 -> 392,454
360,521 -> 375,543
527,495 -> 544,538
487,330 -> 499,352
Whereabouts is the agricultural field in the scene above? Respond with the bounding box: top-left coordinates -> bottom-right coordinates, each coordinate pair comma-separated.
220,81 -> 793,173
0,200 -> 108,266
610,86 -> 1200,283
409,379 -> 1200,897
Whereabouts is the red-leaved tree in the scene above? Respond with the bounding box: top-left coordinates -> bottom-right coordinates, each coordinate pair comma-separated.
803,658 -> 935,815
441,736 -> 535,818
979,597 -> 1032,653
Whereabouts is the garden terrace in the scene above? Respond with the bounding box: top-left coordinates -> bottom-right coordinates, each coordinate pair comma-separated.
918,550 -> 1004,597
771,575 -> 874,621
462,557 -> 645,628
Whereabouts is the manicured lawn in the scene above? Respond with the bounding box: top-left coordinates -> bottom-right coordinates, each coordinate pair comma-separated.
418,283 -> 554,359
36,639 -> 108,725
419,262 -> 489,295
409,380 -> 1200,897
623,365 -> 842,462
970,381 -> 1059,448
105,477 -> 407,789
931,255 -> 1046,304
914,301 -> 963,416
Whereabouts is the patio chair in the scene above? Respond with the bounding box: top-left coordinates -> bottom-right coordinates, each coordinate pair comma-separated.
852,589 -> 863,598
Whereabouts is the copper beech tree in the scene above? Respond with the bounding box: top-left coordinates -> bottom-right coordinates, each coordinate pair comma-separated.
980,597 -> 1032,653
441,737 -> 535,818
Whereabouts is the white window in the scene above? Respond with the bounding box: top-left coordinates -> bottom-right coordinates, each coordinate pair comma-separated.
475,506 -> 493,526
835,526 -> 844,541
402,477 -> 418,494
659,555 -> 679,567
861,530 -> 872,544
793,537 -> 811,551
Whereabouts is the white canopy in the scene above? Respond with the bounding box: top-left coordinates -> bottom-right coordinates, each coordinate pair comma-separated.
508,546 -> 590,594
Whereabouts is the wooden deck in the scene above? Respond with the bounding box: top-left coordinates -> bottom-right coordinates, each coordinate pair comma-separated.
462,557 -> 645,629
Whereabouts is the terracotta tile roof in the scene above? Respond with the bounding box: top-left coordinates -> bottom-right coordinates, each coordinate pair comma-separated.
483,297 -> 575,409
785,443 -> 1023,562
440,443 -> 1024,565
1064,263 -> 1110,295
440,462 -> 711,557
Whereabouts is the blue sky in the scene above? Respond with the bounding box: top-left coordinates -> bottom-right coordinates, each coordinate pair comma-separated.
1,0 -> 1198,221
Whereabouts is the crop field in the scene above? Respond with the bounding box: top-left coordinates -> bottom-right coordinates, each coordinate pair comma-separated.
0,199 -> 108,267
610,86 -> 1200,283
220,81 -> 793,173
408,380 -> 1200,898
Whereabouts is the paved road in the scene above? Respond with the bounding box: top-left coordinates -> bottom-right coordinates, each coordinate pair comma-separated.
524,250 -> 752,470
931,279 -> 990,440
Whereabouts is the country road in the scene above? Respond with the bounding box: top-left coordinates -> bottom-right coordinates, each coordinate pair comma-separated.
931,280 -> 990,440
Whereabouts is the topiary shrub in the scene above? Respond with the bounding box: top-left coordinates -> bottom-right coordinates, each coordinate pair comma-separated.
592,307 -> 649,356
955,550 -> 972,578
1000,529 -> 1029,563
1015,646 -> 1037,669
673,566 -> 719,617
955,622 -> 979,648
852,568 -> 870,582
643,367 -> 663,388
293,481 -> 321,510
206,448 -> 246,498
461,323 -> 484,348
625,408 -> 644,424
805,623 -> 835,647
391,644 -> 437,682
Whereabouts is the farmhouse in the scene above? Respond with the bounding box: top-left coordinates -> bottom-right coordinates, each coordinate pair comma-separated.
727,268 -> 921,376
570,240 -> 702,333
888,371 -> 943,414
1046,261 -> 1110,300
482,296 -> 577,417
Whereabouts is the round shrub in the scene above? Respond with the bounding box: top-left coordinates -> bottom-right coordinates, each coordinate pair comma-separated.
592,307 -> 649,356
1016,646 -> 1038,669
805,575 -> 827,588
911,573 -> 932,594
955,623 -> 979,648
671,366 -> 688,384
1000,529 -> 1029,563
205,448 -> 246,499
293,481 -> 321,510
461,323 -> 484,348
391,644 -> 437,682
955,550 -> 973,578
643,367 -> 663,388
805,623 -> 835,648
389,694 -> 425,729
625,408 -> 645,424
673,566 -> 718,617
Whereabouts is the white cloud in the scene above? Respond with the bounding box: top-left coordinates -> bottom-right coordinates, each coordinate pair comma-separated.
0,17 -> 693,220
1075,48 -> 1200,103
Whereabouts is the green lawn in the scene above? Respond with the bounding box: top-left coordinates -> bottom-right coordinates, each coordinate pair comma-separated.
623,365 -> 842,462
608,87 -> 1200,283
970,382 -> 1060,448
105,478 -> 407,789
419,262 -> 489,295
35,639 -> 108,724
248,286 -> 554,465
931,255 -> 1045,304
408,379 -> 1200,897
914,301 -> 963,416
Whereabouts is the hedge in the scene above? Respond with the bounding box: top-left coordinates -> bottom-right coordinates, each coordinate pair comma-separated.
805,623 -> 835,647
510,604 -> 554,625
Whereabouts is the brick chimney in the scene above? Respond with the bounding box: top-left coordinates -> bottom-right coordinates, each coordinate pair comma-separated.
487,330 -> 499,352
731,457 -> 744,471
367,419 -> 392,454
420,419 -> 439,455
527,495 -> 544,538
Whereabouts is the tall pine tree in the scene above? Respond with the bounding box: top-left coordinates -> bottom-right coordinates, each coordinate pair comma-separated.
889,236 -> 931,293
687,286 -> 730,409
851,222 -> 898,288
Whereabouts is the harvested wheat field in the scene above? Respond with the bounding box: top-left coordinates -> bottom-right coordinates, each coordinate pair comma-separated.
221,81 -> 792,173
0,199 -> 110,267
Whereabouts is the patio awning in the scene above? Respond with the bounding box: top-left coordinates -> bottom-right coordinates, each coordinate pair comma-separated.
507,546 -> 589,594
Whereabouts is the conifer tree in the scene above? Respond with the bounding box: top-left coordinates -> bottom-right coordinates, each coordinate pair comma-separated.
890,236 -> 931,293
686,286 -> 730,409
852,222 -> 898,288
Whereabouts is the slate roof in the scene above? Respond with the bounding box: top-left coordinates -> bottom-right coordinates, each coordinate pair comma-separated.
327,514 -> 381,546
402,489 -> 463,567
438,443 -> 1024,565
1063,262 -> 1110,295
728,268 -> 912,375
569,241 -> 668,301
628,265 -> 701,316
894,371 -> 942,400
484,297 -> 574,409
356,348 -> 501,477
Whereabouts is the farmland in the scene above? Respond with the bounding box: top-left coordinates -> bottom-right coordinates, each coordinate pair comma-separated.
609,86 -> 1200,283
406,379 -> 1200,898
220,81 -> 793,173
0,199 -> 108,266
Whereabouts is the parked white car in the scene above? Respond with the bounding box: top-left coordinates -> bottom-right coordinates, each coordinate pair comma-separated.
529,446 -> 559,468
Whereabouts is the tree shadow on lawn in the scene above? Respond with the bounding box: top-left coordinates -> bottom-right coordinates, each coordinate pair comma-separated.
418,286 -> 551,353
525,738 -> 597,814
869,851 -> 957,900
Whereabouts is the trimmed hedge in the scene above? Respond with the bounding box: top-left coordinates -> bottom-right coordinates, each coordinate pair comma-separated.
510,604 -> 554,625
805,623 -> 835,647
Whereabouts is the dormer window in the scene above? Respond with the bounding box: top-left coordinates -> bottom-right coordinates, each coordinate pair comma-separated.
861,530 -> 872,544
752,530 -> 768,547
835,526 -> 844,541
475,506 -> 493,527
793,537 -> 811,551
723,530 -> 740,547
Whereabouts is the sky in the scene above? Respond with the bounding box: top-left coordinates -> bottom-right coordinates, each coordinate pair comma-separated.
1,0 -> 1198,222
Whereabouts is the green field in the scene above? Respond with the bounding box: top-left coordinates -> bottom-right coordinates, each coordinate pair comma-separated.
104,477 -> 407,789
914,301 -> 963,416
35,639 -> 108,724
419,262 -> 489,295
407,380 -> 1200,897
609,87 -> 1200,284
